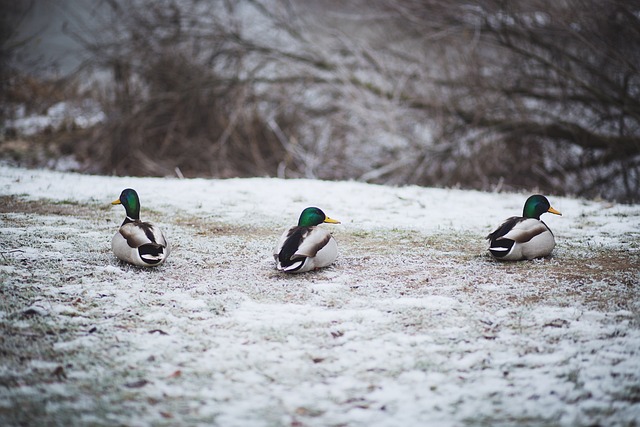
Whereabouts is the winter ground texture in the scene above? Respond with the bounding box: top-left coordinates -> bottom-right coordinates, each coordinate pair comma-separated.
0,165 -> 639,427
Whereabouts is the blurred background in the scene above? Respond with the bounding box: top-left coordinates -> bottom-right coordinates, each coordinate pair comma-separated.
2,0 -> 639,202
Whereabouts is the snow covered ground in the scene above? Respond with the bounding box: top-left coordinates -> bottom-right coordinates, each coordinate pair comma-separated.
0,165 -> 639,426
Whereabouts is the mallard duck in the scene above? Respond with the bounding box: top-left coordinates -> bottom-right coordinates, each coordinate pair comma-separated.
487,194 -> 562,261
111,188 -> 170,267
274,207 -> 340,273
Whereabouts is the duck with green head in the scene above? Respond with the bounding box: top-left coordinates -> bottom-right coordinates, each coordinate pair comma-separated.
274,207 -> 340,273
487,194 -> 562,261
111,188 -> 170,267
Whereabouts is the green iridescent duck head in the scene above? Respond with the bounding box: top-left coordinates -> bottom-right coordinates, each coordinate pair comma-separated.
523,195 -> 562,220
297,207 -> 340,227
112,188 -> 141,220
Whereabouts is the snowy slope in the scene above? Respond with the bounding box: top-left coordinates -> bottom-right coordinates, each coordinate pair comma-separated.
0,165 -> 639,426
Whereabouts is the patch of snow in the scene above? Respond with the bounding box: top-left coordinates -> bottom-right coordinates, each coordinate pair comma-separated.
0,165 -> 638,426
5,100 -> 105,136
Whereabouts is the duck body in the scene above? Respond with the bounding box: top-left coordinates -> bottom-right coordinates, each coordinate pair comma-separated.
275,226 -> 338,272
487,195 -> 561,261
112,219 -> 170,267
487,217 -> 555,260
274,207 -> 340,273
112,189 -> 170,267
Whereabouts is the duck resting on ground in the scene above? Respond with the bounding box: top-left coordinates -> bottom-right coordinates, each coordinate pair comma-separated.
274,207 -> 340,273
487,194 -> 562,261
111,188 -> 170,267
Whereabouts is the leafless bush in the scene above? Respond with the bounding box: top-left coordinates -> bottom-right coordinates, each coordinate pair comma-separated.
64,1 -> 290,177
10,0 -> 639,201
377,0 -> 640,201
